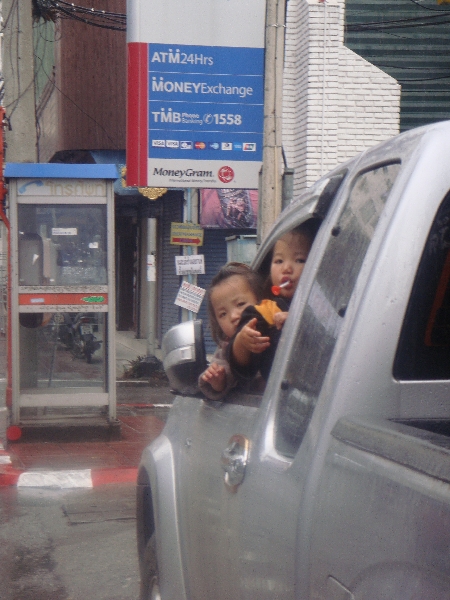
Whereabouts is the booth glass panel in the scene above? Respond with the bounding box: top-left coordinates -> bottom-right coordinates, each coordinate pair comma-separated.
18,204 -> 107,286
19,312 -> 106,391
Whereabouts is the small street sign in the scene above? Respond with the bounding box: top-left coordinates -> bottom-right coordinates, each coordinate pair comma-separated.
175,254 -> 205,276
170,222 -> 204,246
174,281 -> 206,313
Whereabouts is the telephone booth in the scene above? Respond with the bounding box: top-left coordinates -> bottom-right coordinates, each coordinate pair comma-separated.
5,163 -> 118,431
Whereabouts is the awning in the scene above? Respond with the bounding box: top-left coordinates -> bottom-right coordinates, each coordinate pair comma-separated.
90,150 -> 140,197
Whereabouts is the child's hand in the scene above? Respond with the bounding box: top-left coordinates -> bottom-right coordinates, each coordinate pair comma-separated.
273,311 -> 288,330
238,317 -> 271,354
201,363 -> 227,392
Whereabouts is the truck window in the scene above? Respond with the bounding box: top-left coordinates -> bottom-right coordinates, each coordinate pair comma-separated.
394,191 -> 450,380
275,162 -> 401,457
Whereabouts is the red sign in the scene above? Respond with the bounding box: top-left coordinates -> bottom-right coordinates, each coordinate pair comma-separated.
218,166 -> 234,183
19,293 -> 108,306
172,237 -> 202,245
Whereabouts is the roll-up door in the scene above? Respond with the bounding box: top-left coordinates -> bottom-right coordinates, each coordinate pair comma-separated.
158,192 -> 183,343
197,228 -> 255,354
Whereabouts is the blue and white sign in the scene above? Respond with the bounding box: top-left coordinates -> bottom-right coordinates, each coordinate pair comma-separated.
149,44 -> 263,163
127,0 -> 266,189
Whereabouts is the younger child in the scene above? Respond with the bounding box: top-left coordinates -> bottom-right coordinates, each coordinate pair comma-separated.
199,262 -> 264,400
229,220 -> 319,382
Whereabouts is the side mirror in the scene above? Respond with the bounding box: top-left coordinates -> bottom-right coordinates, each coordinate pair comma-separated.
162,320 -> 207,395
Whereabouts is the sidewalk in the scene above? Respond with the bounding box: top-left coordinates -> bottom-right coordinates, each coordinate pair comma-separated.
0,332 -> 175,489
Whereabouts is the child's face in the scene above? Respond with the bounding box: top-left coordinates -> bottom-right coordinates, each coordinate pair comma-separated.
270,231 -> 312,300
210,275 -> 258,339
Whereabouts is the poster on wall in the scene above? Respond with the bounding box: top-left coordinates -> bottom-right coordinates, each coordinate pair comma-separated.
126,0 -> 266,189
200,189 -> 258,228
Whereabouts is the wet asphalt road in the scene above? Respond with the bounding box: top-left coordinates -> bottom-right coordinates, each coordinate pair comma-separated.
0,482 -> 139,600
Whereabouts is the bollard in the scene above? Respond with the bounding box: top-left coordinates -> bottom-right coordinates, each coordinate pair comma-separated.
0,406 -> 8,447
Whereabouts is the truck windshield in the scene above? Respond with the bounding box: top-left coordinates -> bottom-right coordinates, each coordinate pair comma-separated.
275,162 -> 401,457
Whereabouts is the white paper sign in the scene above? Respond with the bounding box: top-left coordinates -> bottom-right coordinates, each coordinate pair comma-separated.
52,228 -> 77,236
174,281 -> 206,313
175,255 -> 205,276
147,254 -> 156,282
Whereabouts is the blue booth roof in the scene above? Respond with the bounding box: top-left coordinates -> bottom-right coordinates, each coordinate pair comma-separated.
4,163 -> 119,179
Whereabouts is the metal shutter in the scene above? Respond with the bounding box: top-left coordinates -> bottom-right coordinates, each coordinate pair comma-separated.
345,1 -> 450,133
197,228 -> 255,355
158,192 -> 183,343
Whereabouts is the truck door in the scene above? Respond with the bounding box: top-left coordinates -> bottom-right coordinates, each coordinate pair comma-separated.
306,186 -> 450,600
174,163 -> 401,600
217,162 -> 402,600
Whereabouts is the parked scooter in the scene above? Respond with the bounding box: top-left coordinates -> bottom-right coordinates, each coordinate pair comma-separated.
51,312 -> 102,363
70,313 -> 102,363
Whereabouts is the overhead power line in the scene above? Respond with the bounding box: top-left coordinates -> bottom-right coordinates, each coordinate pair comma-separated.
346,13 -> 450,33
31,0 -> 127,31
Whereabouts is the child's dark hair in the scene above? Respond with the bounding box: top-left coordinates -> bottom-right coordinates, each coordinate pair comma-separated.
263,218 -> 321,295
207,262 -> 264,344
293,218 -> 321,242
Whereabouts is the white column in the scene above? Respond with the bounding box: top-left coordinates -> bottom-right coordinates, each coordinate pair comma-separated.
3,0 -> 38,162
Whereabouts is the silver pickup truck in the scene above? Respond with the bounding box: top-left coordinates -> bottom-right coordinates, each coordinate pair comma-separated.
137,121 -> 450,600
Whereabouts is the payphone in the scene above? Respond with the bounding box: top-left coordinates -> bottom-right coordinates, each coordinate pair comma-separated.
5,163 -> 118,430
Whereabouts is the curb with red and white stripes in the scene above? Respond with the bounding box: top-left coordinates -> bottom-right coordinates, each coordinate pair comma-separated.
0,401 -> 171,488
0,443 -> 138,488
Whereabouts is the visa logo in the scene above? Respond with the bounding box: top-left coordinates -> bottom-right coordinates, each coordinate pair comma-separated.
152,139 -> 165,147
221,142 -> 233,151
180,141 -> 193,149
166,140 -> 179,148
195,142 -> 206,149
243,143 -> 256,152
208,142 -> 220,150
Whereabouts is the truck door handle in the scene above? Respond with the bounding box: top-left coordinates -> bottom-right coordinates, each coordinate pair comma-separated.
221,434 -> 249,492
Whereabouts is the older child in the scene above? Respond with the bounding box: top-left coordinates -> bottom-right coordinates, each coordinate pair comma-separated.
229,220 -> 319,382
199,262 -> 264,400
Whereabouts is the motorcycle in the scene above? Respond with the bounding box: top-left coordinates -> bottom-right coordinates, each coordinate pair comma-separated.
71,313 -> 102,363
51,312 -> 102,363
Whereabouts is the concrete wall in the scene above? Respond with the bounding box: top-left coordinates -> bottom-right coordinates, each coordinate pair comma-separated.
36,76 -> 60,164
3,0 -> 38,162
283,0 -> 401,196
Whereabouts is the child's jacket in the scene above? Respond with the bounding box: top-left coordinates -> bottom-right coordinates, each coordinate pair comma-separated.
228,296 -> 290,382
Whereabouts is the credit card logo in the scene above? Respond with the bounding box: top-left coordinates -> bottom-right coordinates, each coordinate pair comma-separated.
234,143 -> 243,151
194,142 -> 206,149
208,142 -> 220,150
166,140 -> 179,148
221,142 -> 233,151
180,141 -> 193,149
243,143 -> 256,151
152,139 -> 165,147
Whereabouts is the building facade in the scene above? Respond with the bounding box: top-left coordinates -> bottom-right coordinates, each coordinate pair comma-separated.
5,0 -> 450,355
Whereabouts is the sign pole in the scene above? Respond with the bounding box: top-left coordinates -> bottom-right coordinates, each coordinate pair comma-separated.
182,188 -> 199,322
258,0 -> 287,244
146,218 -> 157,356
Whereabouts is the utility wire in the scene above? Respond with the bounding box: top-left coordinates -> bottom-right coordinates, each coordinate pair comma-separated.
347,14 -> 450,32
398,74 -> 450,82
1,0 -> 20,31
32,0 -> 127,31
36,65 -> 121,148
